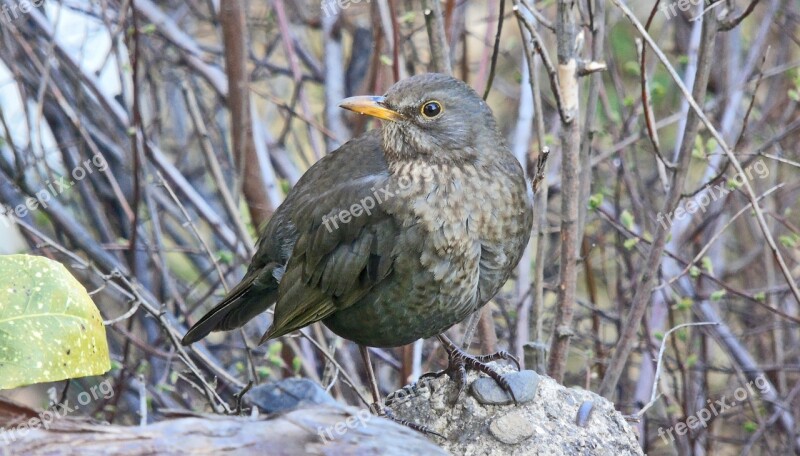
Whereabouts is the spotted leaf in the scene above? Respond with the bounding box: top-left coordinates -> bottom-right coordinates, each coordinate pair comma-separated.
0,254 -> 110,389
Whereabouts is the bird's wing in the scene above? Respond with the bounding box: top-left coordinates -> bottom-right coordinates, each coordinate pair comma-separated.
260,173 -> 400,342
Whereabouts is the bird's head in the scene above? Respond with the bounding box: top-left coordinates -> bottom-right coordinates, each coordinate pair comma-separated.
339,73 -> 504,166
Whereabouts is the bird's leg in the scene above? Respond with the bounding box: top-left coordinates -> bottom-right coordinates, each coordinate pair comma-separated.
420,334 -> 521,404
358,345 -> 443,438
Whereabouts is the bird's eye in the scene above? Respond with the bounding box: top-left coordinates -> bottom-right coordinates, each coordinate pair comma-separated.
420,101 -> 443,118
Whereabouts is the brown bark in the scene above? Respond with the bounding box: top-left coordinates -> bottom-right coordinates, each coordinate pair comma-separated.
220,0 -> 273,228
546,0 -> 581,383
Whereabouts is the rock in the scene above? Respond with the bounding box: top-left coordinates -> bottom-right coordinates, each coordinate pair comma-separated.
471,369 -> 540,405
386,364 -> 643,455
245,378 -> 339,413
489,409 -> 535,444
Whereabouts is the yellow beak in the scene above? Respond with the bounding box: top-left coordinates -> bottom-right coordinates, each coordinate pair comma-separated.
339,96 -> 403,122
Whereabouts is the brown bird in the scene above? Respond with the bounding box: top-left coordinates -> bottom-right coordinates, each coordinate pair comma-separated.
182,73 -> 532,425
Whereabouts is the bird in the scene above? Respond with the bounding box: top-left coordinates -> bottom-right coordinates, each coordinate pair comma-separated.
181,73 -> 533,429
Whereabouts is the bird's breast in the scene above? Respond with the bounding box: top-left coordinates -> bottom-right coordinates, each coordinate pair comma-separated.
387,160 -> 528,246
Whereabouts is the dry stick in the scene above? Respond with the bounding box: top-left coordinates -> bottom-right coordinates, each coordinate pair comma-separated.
482,0 -> 506,100
127,3 -> 145,277
579,0 -> 606,378
637,0 -> 673,197
515,3 -> 550,362
182,82 -> 255,256
633,322 -> 719,419
156,171 -> 230,295
321,11 -> 350,148
720,0 -> 762,31
273,0 -> 324,160
302,335 -> 370,408
510,49 -> 536,362
423,0 -> 453,75
513,6 -> 569,124
599,0 -> 718,398
156,159 -> 261,394
520,0 -> 554,31
546,0 -> 582,383
221,0 -> 273,228
613,0 -> 800,307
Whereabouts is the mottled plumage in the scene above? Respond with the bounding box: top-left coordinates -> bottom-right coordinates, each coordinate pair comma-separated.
182,73 -> 532,351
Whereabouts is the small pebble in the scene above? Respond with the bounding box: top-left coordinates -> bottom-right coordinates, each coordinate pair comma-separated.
575,400 -> 595,427
470,370 -> 540,405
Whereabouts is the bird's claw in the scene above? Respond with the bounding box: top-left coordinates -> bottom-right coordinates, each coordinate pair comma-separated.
370,402 -> 444,439
427,335 -> 521,405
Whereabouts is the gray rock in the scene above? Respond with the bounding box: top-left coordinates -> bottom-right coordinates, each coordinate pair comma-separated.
489,408 -> 535,444
245,378 -> 338,413
471,369 -> 540,405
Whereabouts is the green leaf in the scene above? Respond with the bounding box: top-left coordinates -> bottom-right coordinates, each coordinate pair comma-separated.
623,238 -> 639,250
399,11 -> 416,23
650,81 -> 665,98
710,290 -> 727,301
217,250 -> 234,265
623,61 -> 641,76
754,292 -> 766,302
620,209 -> 635,230
689,266 -> 701,278
701,256 -> 714,276
743,421 -> 758,433
779,235 -> 797,248
623,95 -> 635,107
0,255 -> 110,389
692,136 -> 706,159
588,193 -> 604,211
676,297 -> 692,310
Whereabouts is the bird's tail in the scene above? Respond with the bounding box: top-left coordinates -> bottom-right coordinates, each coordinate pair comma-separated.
181,264 -> 280,345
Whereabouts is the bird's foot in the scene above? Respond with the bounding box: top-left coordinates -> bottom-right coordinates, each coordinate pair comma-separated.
421,334 -> 521,404
369,402 -> 444,439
